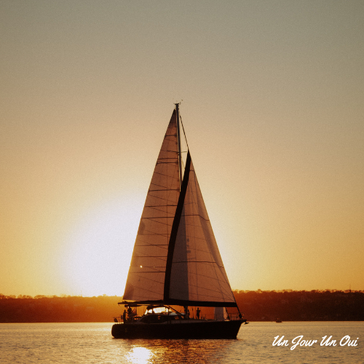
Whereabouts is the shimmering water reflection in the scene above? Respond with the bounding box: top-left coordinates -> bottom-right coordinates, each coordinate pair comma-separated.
127,346 -> 153,363
120,338 -> 237,363
0,322 -> 363,363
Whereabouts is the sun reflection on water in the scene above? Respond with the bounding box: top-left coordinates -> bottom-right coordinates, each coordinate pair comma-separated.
127,346 -> 153,364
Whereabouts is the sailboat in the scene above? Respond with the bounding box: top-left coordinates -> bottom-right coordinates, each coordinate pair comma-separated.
112,104 -> 246,339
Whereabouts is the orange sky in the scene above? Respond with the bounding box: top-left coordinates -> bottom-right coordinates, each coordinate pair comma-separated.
1,1 -> 364,297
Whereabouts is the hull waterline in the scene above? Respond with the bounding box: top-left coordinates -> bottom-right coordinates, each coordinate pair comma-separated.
112,319 -> 245,339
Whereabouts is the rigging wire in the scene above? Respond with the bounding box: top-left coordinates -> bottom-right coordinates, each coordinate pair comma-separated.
179,115 -> 189,151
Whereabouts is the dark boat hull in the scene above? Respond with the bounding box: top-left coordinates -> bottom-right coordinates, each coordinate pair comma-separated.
112,319 -> 245,339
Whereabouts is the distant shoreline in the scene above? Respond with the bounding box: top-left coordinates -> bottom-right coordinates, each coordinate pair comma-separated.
1,290 -> 363,323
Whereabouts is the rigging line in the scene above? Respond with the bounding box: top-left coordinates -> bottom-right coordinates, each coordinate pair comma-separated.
179,115 -> 189,151
175,103 -> 183,190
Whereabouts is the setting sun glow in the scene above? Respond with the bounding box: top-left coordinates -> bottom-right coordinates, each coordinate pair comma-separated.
60,196 -> 141,297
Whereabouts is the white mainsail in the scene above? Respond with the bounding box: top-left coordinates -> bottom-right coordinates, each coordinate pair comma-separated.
123,110 -> 180,302
123,107 -> 236,307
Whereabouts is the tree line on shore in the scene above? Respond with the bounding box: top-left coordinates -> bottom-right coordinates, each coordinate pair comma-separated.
0,290 -> 363,323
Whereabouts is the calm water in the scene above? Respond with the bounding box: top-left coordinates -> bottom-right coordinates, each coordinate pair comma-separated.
0,322 -> 362,363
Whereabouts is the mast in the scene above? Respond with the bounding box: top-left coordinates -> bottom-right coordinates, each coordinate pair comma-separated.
175,103 -> 183,189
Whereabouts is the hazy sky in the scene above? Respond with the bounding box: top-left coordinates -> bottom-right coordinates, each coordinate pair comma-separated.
1,0 -> 363,297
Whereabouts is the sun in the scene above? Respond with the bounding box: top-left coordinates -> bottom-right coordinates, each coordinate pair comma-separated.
61,194 -> 142,296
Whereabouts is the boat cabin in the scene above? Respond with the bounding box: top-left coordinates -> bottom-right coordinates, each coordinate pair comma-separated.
137,305 -> 185,323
